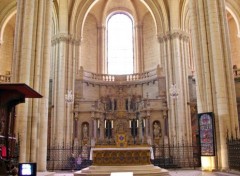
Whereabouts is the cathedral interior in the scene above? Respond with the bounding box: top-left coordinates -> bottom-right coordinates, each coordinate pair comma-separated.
0,0 -> 240,174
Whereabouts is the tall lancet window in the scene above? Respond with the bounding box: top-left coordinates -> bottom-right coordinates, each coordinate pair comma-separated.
107,13 -> 134,75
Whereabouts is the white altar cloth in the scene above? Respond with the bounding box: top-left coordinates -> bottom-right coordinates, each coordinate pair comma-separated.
90,147 -> 154,160
111,172 -> 133,176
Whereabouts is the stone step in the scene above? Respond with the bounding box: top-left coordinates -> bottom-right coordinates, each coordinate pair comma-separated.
74,165 -> 169,176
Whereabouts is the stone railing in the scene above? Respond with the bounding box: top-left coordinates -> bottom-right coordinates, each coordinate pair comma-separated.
0,75 -> 11,83
80,68 -> 160,85
233,68 -> 240,79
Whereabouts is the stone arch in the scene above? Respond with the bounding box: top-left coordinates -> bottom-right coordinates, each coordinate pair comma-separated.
51,2 -> 59,36
226,0 -> 240,37
101,0 -> 137,26
0,2 -> 16,76
140,0 -> 169,35
104,8 -> 135,26
0,4 -> 16,44
69,0 -> 169,42
181,0 -> 191,32
69,0 -> 97,40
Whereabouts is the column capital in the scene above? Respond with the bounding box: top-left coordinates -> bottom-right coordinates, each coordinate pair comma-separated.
134,24 -> 143,29
97,25 -> 106,30
51,33 -> 82,45
157,30 -> 190,43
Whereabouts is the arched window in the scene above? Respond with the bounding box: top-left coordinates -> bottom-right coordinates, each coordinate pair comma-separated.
107,13 -> 134,75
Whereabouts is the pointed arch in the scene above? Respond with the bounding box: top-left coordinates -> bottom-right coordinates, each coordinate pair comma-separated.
69,0 -> 169,40
140,0 -> 169,34
226,0 -> 240,37
0,1 -> 17,44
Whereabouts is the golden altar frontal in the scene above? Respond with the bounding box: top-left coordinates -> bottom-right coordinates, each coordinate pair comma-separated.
90,147 -> 153,166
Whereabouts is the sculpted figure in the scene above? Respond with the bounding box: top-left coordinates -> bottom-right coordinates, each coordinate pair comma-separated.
153,122 -> 161,138
83,124 -> 88,138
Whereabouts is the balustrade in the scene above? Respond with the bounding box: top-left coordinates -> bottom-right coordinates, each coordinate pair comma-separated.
233,68 -> 240,78
0,75 -> 11,83
81,68 -> 158,85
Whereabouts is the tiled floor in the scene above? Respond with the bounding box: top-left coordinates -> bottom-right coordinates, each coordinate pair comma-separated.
38,169 -> 240,176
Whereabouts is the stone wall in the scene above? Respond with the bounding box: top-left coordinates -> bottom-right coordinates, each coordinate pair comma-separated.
0,23 -> 14,75
143,13 -> 160,71
81,14 -> 98,72
229,17 -> 240,68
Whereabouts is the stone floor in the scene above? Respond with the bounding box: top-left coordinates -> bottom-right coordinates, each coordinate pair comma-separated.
37,169 -> 240,176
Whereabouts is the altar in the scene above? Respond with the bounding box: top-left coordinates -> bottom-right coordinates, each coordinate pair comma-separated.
90,147 -> 154,166
73,86 -> 170,175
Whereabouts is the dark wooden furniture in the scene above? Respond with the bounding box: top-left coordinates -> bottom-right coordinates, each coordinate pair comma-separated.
0,83 -> 42,174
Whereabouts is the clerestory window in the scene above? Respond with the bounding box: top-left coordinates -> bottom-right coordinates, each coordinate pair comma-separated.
107,13 -> 134,75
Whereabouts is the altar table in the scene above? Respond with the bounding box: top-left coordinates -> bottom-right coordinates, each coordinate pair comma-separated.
90,147 -> 154,166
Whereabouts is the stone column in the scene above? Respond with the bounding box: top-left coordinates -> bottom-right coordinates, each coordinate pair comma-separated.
93,118 -> 97,139
65,37 -> 78,144
145,117 -> 149,137
97,26 -> 106,73
138,114 -> 143,143
189,0 -> 239,170
162,110 -> 168,138
14,0 -> 35,163
53,0 -> 69,145
157,0 -> 192,146
74,113 -> 79,138
128,96 -> 131,112
12,0 -> 23,82
13,0 -> 53,169
99,115 -> 105,140
31,0 -> 44,162
158,34 -> 174,144
37,0 -> 53,171
158,31 -> 191,146
134,24 -> 143,73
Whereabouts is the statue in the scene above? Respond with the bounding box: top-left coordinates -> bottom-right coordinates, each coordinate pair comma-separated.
153,122 -> 161,138
83,124 -> 88,138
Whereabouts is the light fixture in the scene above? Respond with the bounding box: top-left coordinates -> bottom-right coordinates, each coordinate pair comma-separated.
169,84 -> 179,99
65,90 -> 74,103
